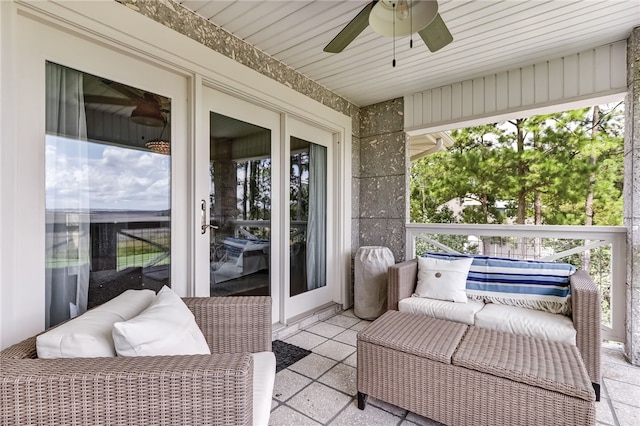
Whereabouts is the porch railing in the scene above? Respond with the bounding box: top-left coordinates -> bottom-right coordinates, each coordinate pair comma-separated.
406,223 -> 627,343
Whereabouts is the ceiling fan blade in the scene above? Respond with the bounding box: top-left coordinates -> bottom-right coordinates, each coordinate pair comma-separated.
84,94 -> 134,106
418,13 -> 453,52
324,1 -> 377,53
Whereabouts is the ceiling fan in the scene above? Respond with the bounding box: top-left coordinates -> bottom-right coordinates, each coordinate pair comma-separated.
324,0 -> 453,54
84,80 -> 169,128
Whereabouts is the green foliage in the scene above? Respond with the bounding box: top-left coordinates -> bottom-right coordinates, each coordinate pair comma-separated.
290,151 -> 310,221
409,103 -> 624,227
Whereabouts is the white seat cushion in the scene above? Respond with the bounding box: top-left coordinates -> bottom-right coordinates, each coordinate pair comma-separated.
252,351 -> 276,426
36,289 -> 156,359
474,303 -> 577,345
399,296 -> 485,325
112,286 -> 211,357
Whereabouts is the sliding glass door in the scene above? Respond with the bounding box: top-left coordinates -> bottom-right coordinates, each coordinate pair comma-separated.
198,88 -> 336,324
43,68 -> 337,328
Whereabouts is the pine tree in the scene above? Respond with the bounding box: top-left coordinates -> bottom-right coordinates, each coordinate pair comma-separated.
409,103 -> 624,228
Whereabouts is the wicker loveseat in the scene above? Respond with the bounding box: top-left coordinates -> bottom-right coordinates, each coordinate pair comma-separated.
1,296 -> 272,425
388,258 -> 602,399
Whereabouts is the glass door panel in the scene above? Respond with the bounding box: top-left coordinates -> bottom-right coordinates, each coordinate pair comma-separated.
289,137 -> 327,296
209,113 -> 271,297
285,118 -> 334,320
45,62 -> 171,327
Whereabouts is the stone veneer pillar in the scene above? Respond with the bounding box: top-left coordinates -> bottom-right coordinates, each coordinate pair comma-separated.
625,26 -> 640,366
358,98 -> 406,263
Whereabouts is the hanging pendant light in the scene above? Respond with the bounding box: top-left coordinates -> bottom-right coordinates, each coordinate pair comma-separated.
145,120 -> 170,155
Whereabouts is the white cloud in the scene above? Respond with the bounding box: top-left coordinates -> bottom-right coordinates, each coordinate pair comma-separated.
46,136 -> 170,211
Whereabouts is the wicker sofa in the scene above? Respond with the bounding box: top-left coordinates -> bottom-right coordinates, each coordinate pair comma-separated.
388,258 -> 602,399
1,296 -> 272,425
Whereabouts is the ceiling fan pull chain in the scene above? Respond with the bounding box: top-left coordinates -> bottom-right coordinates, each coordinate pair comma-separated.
410,0 -> 413,48
392,1 -> 397,67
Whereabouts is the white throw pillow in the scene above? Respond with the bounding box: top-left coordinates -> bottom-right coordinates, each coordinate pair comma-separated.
36,289 -> 156,359
112,286 -> 211,356
415,256 -> 473,303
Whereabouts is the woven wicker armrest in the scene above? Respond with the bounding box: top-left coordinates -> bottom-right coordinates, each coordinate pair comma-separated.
183,296 -> 272,354
0,335 -> 38,359
1,353 -> 254,425
570,270 -> 601,388
387,259 -> 418,311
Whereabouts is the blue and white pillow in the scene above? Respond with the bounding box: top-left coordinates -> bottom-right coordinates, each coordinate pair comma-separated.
222,237 -> 270,267
422,252 -> 576,315
222,237 -> 249,263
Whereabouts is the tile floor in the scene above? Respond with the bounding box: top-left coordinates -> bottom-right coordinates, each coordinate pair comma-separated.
269,309 -> 640,426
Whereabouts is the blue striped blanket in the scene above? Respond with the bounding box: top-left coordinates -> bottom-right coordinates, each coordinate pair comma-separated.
422,252 -> 576,315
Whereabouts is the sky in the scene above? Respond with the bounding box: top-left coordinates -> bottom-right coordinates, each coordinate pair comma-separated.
46,135 -> 170,211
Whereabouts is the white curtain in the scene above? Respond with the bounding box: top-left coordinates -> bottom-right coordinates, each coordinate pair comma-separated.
305,144 -> 327,291
45,62 -> 90,327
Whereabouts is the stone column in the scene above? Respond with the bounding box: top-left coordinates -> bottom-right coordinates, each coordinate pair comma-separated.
358,98 -> 406,262
625,26 -> 640,366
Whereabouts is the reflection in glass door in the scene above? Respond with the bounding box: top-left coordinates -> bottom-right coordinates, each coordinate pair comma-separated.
289,138 -> 327,296
45,62 -> 171,327
208,113 -> 271,297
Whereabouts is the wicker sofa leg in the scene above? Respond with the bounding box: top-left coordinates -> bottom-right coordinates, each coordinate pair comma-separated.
593,383 -> 601,401
357,391 -> 368,409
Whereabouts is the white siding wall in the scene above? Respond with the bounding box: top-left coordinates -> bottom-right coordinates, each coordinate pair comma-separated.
405,41 -> 627,133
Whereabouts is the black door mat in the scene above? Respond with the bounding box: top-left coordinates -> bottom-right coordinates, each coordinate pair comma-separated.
272,340 -> 312,372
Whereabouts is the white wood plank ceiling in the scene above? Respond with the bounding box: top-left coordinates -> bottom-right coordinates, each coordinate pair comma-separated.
178,0 -> 640,107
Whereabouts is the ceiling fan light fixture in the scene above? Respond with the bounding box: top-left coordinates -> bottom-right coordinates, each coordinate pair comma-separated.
396,0 -> 409,20
369,0 -> 438,37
